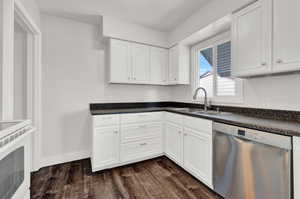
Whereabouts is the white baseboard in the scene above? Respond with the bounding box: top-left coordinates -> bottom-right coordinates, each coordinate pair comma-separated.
40,150 -> 90,168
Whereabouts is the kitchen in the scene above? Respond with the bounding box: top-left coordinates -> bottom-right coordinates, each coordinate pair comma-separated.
1,0 -> 300,198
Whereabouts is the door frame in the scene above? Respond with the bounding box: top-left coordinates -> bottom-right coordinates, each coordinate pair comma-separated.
14,0 -> 42,171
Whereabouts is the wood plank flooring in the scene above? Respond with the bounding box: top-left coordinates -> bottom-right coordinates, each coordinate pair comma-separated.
31,157 -> 222,199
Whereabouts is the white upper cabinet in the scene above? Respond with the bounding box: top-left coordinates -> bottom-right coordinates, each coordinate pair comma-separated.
109,38 -> 190,85
168,45 -> 190,85
109,39 -> 131,83
131,43 -> 150,84
150,47 -> 168,84
168,46 -> 179,84
273,0 -> 300,72
233,0 -> 300,77
232,0 -> 272,77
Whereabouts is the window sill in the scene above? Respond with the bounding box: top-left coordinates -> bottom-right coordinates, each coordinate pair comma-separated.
192,97 -> 244,106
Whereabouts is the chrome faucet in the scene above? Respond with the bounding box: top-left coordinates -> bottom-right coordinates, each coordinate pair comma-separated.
193,87 -> 210,111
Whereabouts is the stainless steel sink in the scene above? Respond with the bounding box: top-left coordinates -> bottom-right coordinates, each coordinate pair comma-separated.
169,107 -> 221,115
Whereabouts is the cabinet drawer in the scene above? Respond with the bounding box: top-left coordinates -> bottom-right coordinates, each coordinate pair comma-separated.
121,122 -> 162,143
121,112 -> 163,124
93,114 -> 119,127
183,116 -> 212,134
120,138 -> 162,163
165,112 -> 183,125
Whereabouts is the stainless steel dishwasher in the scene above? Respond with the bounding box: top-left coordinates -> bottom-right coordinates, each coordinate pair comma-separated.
213,122 -> 292,199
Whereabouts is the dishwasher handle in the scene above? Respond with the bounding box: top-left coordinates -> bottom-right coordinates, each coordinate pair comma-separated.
213,122 -> 292,150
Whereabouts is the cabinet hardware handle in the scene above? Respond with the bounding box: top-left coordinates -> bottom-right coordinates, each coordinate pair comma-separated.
139,125 -> 147,128
184,133 -> 187,136
140,143 -> 147,146
178,131 -> 182,134
276,59 -> 283,64
114,131 -> 118,134
261,62 -> 267,66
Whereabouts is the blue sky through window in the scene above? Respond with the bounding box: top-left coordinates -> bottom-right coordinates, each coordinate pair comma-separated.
199,48 -> 213,79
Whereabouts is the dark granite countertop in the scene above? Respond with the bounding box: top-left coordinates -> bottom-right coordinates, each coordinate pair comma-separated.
90,103 -> 300,137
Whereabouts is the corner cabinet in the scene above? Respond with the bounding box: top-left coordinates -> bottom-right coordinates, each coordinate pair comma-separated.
91,111 -> 212,189
273,0 -> 300,73
169,44 -> 190,85
165,122 -> 183,165
231,0 -> 272,77
150,47 -> 168,84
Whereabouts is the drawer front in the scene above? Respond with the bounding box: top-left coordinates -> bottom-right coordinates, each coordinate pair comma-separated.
121,112 -> 163,124
121,122 -> 163,143
93,114 -> 119,127
120,138 -> 162,163
183,116 -> 212,134
165,112 -> 183,125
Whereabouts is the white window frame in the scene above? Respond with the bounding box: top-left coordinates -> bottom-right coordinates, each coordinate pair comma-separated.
191,32 -> 243,104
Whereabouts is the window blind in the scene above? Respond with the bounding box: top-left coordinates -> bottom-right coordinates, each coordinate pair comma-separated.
217,41 -> 231,77
216,41 -> 236,96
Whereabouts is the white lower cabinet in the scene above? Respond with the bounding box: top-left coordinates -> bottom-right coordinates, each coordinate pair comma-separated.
120,138 -> 162,163
91,111 -> 213,190
294,136 -> 300,199
183,128 -> 212,187
92,126 -> 120,171
165,122 -> 183,165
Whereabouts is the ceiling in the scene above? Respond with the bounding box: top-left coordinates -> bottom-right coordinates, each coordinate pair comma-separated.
37,0 -> 211,32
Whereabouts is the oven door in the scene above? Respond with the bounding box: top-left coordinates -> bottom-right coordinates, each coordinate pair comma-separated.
0,133 -> 31,199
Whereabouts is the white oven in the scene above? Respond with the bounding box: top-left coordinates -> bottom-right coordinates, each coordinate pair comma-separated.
0,121 -> 35,199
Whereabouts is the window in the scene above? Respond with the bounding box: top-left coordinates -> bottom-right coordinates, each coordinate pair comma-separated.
192,33 -> 243,103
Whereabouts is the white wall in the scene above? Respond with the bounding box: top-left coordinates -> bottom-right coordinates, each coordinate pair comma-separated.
14,22 -> 27,119
41,14 -> 171,166
18,0 -> 41,28
103,16 -> 169,48
169,0 -> 252,45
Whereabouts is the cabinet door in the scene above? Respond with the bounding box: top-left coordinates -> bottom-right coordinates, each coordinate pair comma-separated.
273,0 -> 300,72
168,46 -> 179,84
232,0 -> 272,77
165,122 -> 182,165
92,127 -> 119,170
131,43 -> 150,84
150,47 -> 168,84
109,39 -> 131,83
183,128 -> 212,187
294,137 -> 300,199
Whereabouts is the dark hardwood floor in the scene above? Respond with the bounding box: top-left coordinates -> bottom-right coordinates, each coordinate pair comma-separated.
31,157 -> 222,199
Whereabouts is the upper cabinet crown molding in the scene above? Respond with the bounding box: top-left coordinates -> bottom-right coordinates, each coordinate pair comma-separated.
109,38 -> 190,85
232,0 -> 300,78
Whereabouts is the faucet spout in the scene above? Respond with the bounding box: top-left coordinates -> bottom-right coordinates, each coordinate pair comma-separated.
193,87 -> 209,111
